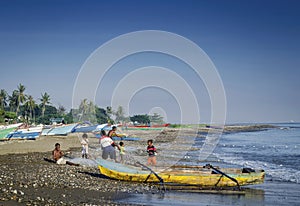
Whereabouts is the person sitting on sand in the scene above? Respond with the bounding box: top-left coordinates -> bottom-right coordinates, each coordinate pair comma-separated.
81,133 -> 89,159
100,130 -> 120,161
108,126 -> 123,139
147,139 -> 157,166
52,143 -> 79,166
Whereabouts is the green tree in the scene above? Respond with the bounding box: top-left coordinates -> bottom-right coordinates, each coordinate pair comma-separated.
0,89 -> 8,110
87,101 -> 97,123
57,105 -> 66,116
75,99 -> 97,123
106,106 -> 113,123
0,109 -> 4,123
4,111 -> 17,123
40,92 -> 51,117
36,105 -> 58,124
79,99 -> 89,120
64,109 -> 74,124
16,84 -> 26,116
9,90 -> 18,112
130,114 -> 150,124
95,106 -> 112,124
24,95 -> 36,124
149,113 -> 165,124
114,105 -> 127,123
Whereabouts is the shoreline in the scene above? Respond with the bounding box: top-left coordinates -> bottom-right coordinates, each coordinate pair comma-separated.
0,124 -> 278,205
0,124 -> 277,155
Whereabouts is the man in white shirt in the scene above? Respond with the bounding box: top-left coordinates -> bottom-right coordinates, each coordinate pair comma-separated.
100,130 -> 120,161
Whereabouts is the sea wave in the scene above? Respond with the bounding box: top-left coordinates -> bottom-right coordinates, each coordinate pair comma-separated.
215,153 -> 300,184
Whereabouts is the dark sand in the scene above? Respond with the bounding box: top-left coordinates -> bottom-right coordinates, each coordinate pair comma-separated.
0,125 -> 278,205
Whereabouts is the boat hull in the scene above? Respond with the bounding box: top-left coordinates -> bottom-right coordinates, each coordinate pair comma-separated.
98,160 -> 265,187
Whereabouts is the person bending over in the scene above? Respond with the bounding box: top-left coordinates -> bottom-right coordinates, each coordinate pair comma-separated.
100,130 -> 120,161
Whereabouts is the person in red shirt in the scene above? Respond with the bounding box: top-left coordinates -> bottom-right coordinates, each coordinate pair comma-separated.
147,139 -> 157,166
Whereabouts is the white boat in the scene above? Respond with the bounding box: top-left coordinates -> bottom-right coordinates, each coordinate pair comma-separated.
6,125 -> 43,140
42,123 -> 78,136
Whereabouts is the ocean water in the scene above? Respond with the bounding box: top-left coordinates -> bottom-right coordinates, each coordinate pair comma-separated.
116,123 -> 300,205
215,123 -> 300,184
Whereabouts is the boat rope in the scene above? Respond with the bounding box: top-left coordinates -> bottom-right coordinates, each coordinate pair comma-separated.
136,161 -> 166,192
204,164 -> 241,190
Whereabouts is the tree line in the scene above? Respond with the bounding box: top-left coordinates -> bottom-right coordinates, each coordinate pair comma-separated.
0,84 -> 165,125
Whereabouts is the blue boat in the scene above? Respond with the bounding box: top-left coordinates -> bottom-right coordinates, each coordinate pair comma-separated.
42,124 -> 78,136
73,125 -> 98,133
7,131 -> 40,140
94,133 -> 140,141
6,126 -> 43,140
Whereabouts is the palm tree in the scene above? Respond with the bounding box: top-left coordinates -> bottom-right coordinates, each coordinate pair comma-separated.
25,95 -> 36,124
57,105 -> 66,116
40,92 -> 51,117
115,105 -> 125,123
79,99 -> 89,121
87,101 -> 97,123
9,90 -> 18,112
106,106 -> 113,123
16,84 -> 26,115
0,89 -> 8,110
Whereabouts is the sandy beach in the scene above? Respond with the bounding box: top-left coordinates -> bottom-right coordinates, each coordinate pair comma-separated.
0,125 -> 276,205
0,127 -> 184,205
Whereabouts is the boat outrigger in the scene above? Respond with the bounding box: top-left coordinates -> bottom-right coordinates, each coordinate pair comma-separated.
98,160 -> 265,189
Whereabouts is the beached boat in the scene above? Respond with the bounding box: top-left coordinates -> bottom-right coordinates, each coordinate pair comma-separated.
93,134 -> 140,141
73,124 -> 98,133
6,126 -> 43,140
0,123 -> 23,140
121,123 -> 170,130
98,159 -> 265,188
124,127 -> 165,131
133,123 -> 170,128
111,136 -> 140,141
42,123 -> 78,136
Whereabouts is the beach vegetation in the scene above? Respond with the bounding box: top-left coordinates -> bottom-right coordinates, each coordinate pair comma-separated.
96,106 -> 112,124
0,89 -> 8,110
16,83 -> 26,116
8,90 -> 18,112
114,105 -> 125,123
40,92 -> 51,117
24,95 -> 36,124
0,85 -> 167,126
149,113 -> 164,124
130,114 -> 151,124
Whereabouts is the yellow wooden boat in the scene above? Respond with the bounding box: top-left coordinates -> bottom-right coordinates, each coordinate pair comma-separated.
98,160 -> 265,188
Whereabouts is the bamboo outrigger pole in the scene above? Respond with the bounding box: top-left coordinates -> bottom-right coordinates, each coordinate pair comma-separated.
204,164 -> 241,190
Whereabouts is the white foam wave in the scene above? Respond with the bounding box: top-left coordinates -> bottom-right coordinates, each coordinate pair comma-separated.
215,153 -> 300,184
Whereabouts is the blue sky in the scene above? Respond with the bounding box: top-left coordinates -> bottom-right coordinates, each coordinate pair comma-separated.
0,0 -> 299,123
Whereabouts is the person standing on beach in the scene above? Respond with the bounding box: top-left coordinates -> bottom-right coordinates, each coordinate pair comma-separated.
52,143 -> 79,166
147,139 -> 157,166
119,141 -> 125,163
81,133 -> 89,159
100,130 -> 120,161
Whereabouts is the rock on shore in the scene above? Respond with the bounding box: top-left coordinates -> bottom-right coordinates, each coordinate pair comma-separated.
0,151 -> 162,206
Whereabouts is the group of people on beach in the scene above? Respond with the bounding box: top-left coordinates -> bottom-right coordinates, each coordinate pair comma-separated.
52,126 -> 157,166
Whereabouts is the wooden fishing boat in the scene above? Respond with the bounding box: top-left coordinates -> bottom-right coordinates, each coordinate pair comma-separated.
98,159 -> 265,188
42,123 -> 78,136
6,125 -> 43,140
0,123 -> 23,140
